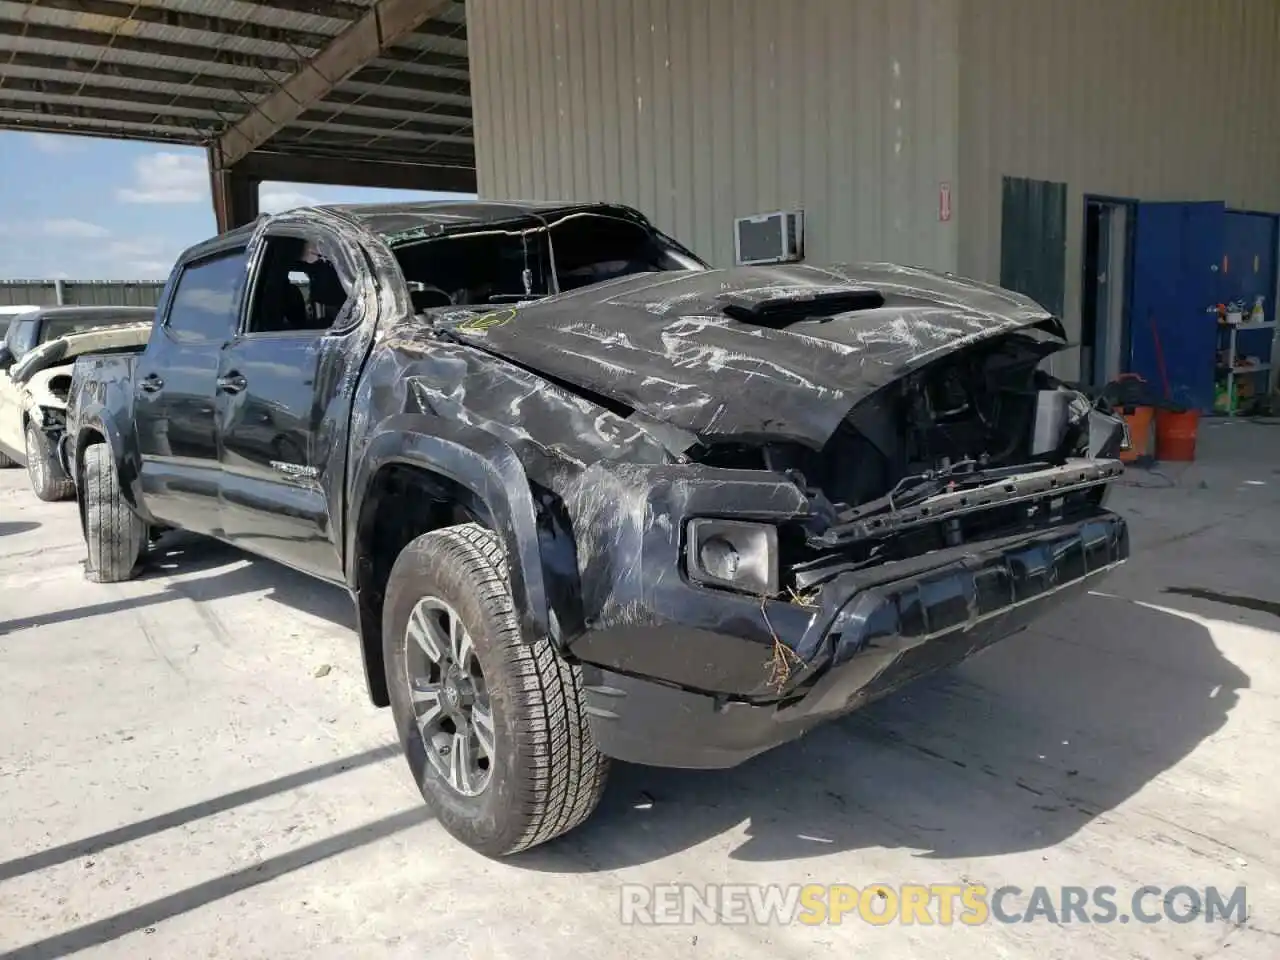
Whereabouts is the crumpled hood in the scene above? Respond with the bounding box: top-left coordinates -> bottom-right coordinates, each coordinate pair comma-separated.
441,262 -> 1064,450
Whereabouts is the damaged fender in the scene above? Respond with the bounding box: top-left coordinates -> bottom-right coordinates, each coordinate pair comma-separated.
346,412 -> 557,702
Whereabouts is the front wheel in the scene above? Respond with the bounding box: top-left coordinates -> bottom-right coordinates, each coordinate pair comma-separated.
25,422 -> 74,501
383,522 -> 609,857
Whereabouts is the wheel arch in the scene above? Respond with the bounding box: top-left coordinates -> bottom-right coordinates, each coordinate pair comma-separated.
347,414 -> 553,708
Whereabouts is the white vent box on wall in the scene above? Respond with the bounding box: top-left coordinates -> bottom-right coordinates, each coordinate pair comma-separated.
733,210 -> 804,265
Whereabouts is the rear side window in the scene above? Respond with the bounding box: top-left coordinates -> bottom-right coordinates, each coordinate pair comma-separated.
4,317 -> 39,360
166,250 -> 248,344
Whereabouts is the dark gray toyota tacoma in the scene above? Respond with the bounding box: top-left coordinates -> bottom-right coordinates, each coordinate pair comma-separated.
66,201 -> 1130,856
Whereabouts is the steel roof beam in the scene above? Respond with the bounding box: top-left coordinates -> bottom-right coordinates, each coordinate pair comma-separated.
214,0 -> 453,169
237,149 -> 475,193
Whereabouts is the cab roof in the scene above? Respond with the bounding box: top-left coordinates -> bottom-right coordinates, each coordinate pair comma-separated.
183,200 -> 652,261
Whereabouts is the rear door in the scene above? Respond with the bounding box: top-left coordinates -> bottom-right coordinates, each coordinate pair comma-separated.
215,224 -> 368,582
134,249 -> 249,532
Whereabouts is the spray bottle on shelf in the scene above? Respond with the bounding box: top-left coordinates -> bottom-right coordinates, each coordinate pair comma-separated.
1250,295 -> 1265,325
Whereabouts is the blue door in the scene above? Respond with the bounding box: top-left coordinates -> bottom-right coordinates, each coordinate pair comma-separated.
1128,201 -> 1224,412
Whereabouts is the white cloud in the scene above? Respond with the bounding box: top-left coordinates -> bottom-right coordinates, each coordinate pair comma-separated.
27,132 -> 85,155
259,189 -> 320,214
117,152 -> 208,204
42,218 -> 111,238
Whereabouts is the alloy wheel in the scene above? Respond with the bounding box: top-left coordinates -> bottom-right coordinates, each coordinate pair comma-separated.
403,596 -> 495,797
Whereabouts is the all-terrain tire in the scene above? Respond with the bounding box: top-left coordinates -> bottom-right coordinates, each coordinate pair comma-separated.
81,443 -> 145,583
25,421 -> 74,501
383,522 -> 609,857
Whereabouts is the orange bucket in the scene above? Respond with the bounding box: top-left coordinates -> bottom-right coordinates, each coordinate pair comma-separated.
1156,408 -> 1200,461
1118,405 -> 1156,463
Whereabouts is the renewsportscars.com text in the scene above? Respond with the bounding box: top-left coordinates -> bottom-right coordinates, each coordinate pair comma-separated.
619,883 -> 1248,927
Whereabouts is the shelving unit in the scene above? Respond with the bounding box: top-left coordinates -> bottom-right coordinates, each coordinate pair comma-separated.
1217,319 -> 1276,416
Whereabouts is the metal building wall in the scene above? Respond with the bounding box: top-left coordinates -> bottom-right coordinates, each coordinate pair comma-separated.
958,0 -> 1280,378
468,0 -> 961,271
0,279 -> 166,308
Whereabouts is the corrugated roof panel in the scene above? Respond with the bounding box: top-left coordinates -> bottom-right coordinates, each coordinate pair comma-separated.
333,79 -> 471,110
395,33 -> 468,58
0,30 -> 290,80
0,87 -> 223,120
0,62 -> 252,102
367,57 -> 469,81
284,118 -> 473,144
0,108 -> 200,139
155,0 -> 354,36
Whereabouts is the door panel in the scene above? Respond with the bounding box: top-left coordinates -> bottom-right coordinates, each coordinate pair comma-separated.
1001,176 -> 1068,318
1129,201 -> 1224,413
216,334 -> 346,580
135,251 -> 247,532
216,234 -> 359,582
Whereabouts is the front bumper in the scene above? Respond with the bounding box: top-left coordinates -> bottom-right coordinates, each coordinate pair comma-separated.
579,510 -> 1128,769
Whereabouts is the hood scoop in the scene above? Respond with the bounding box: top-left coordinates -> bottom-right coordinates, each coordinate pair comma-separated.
717,289 -> 886,328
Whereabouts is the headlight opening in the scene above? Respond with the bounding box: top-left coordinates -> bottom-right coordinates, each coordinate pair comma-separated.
685,518 -> 779,596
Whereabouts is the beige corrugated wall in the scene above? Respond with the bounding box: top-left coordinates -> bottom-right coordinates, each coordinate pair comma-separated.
959,0 -> 1280,378
467,0 -> 961,272
469,0 -> 1280,379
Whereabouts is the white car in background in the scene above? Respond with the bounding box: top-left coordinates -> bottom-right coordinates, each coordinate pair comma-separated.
0,306 -> 154,500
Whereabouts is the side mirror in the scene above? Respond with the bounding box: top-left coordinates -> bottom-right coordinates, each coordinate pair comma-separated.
0,345 -> 13,372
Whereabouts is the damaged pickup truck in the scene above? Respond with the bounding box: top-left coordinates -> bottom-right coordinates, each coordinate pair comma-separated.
67,201 -> 1130,857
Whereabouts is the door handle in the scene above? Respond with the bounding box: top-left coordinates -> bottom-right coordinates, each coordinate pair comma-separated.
139,373 -> 164,393
217,373 -> 248,394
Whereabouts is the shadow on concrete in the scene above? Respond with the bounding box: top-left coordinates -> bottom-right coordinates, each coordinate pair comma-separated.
521,592 -> 1247,870
0,532 -> 354,636
145,532 -> 355,629
3,806 -> 431,960
0,744 -> 397,884
0,520 -> 39,537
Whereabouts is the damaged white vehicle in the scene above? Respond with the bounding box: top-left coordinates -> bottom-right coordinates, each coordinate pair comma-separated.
0,306 -> 153,500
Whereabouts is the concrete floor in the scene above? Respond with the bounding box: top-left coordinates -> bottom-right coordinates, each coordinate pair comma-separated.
1,419 -> 1278,959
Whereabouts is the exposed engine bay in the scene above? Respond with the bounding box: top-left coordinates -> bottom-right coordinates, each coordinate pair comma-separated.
686,332 -> 1127,593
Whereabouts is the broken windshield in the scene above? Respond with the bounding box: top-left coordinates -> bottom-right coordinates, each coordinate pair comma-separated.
394,213 -> 707,310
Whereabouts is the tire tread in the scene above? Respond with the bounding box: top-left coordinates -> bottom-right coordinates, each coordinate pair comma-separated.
399,523 -> 608,855
82,443 -> 144,583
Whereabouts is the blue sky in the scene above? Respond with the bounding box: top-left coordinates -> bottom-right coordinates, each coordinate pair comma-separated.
0,130 -> 472,282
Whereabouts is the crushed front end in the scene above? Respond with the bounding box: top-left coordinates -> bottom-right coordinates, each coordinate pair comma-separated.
549,328 -> 1131,769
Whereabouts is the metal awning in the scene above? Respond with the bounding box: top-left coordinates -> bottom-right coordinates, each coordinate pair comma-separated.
0,0 -> 475,192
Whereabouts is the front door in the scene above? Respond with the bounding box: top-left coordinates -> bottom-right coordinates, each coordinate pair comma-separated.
215,231 -> 364,582
134,249 -> 249,532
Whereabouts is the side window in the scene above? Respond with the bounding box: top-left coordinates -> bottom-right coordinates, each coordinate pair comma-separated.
5,318 -> 37,360
246,236 -> 350,335
166,251 -> 248,344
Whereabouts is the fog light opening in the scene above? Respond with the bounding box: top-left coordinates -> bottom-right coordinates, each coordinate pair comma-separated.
699,536 -> 740,581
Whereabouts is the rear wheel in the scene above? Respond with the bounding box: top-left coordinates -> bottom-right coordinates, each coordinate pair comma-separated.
383,522 -> 609,857
25,421 -> 74,501
81,443 -> 145,583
